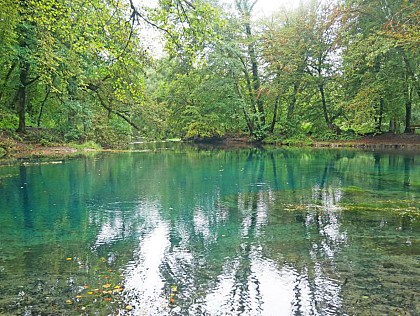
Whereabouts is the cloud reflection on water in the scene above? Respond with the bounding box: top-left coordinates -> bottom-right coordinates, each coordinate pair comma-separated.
109,184 -> 347,315
0,149 -> 418,315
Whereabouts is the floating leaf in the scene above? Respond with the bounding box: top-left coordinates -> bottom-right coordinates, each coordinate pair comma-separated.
125,305 -> 133,311
66,257 -> 73,261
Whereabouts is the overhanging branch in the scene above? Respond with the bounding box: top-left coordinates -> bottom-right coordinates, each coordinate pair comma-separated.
93,89 -> 141,130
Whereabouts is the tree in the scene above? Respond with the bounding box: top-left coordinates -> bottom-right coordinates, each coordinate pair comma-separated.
0,0 -> 150,144
262,1 -> 345,137
213,0 -> 271,140
341,0 -> 419,133
262,4 -> 315,135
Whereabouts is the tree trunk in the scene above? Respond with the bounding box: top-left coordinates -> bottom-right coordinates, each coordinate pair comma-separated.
238,0 -> 265,133
235,82 -> 254,135
403,63 -> 414,133
16,0 -> 31,134
38,87 -> 50,127
16,62 -> 30,133
318,82 -> 330,125
389,118 -> 396,133
403,88 -> 413,133
0,62 -> 17,103
245,23 -> 265,127
269,94 -> 280,133
375,97 -> 384,133
235,0 -> 266,139
287,82 -> 299,120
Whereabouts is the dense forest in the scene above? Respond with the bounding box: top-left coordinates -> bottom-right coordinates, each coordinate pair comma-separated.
0,0 -> 418,147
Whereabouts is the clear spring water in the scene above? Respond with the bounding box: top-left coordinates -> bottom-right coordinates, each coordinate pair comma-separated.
0,146 -> 419,315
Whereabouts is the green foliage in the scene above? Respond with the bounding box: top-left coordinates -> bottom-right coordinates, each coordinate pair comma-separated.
0,0 -> 418,144
150,0 -> 223,62
0,131 -> 16,155
70,140 -> 102,150
281,136 -> 314,147
55,100 -> 93,142
340,0 -> 419,133
185,121 -> 223,139
147,53 -> 243,140
24,128 -> 63,146
0,112 -> 18,130
0,0 -> 151,144
92,114 -> 132,148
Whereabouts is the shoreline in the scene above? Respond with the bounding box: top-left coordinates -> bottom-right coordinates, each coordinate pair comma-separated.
1,133 -> 420,162
313,133 -> 420,150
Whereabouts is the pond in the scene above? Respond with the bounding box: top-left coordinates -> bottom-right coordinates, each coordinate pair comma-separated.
0,146 -> 419,315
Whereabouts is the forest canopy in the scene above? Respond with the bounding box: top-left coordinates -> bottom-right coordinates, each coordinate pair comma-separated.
0,0 -> 418,146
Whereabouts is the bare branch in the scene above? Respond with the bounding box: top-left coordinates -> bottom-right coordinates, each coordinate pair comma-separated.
128,0 -> 181,49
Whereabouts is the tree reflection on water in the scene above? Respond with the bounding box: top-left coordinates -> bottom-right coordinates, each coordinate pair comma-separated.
0,148 -> 418,315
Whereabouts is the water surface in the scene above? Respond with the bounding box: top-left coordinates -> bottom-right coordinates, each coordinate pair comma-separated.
0,147 -> 419,315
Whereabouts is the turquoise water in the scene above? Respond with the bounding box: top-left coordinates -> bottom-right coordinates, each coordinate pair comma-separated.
0,147 -> 419,315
